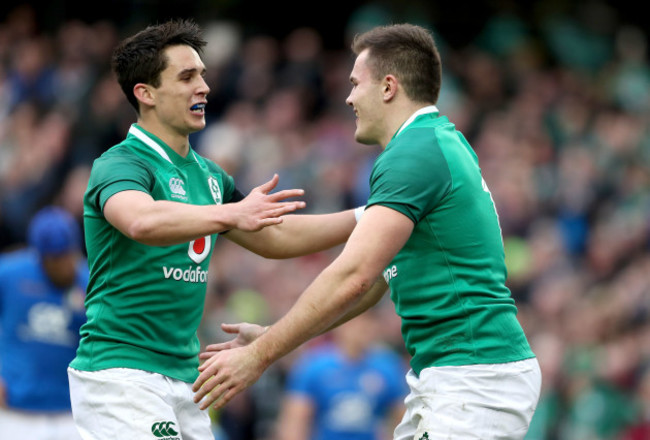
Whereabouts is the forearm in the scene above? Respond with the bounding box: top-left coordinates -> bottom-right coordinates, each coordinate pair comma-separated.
104,178 -> 305,247
226,209 -> 357,259
250,208 -> 409,366
253,258 -> 375,367
320,277 -> 387,334
200,278 -> 384,362
192,206 -> 413,411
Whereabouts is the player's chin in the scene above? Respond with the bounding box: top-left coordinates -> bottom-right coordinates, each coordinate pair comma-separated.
187,117 -> 206,131
354,130 -> 374,146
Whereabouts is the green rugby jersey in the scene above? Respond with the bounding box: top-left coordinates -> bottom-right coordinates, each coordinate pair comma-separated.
367,107 -> 534,375
70,124 -> 238,382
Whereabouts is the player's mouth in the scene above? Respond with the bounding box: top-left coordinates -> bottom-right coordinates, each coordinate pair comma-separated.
190,102 -> 206,115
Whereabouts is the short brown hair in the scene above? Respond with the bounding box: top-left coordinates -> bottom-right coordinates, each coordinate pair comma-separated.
351,23 -> 442,104
111,19 -> 206,112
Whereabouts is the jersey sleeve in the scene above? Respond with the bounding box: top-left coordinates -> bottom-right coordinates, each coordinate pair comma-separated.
221,172 -> 239,204
228,187 -> 245,204
86,153 -> 154,212
367,128 -> 452,224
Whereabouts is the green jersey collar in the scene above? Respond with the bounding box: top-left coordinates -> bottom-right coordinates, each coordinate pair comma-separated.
128,124 -> 198,165
393,105 -> 439,139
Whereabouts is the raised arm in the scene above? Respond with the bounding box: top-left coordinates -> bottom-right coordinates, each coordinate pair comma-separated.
104,174 -> 305,246
192,204 -> 413,410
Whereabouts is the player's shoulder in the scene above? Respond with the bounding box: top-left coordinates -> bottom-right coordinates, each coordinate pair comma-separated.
91,141 -> 152,174
0,248 -> 37,276
0,248 -> 35,266
390,124 -> 443,153
97,140 -> 142,161
378,123 -> 455,178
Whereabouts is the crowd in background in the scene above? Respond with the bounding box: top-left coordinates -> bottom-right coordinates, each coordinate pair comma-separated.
1,1 -> 649,439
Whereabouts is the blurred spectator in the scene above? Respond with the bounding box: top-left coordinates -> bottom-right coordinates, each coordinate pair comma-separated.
275,310 -> 407,440
0,206 -> 88,439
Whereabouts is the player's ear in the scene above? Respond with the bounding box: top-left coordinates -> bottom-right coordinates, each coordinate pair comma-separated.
382,75 -> 398,102
133,83 -> 155,107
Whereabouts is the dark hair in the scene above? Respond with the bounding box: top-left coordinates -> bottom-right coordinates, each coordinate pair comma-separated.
351,23 -> 442,105
111,19 -> 207,112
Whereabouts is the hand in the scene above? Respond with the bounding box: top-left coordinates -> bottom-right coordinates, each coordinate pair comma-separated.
233,174 -> 305,232
193,344 -> 266,411
199,322 -> 267,361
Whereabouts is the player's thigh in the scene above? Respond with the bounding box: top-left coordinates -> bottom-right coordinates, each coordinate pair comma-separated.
68,367 -> 211,440
172,376 -> 212,440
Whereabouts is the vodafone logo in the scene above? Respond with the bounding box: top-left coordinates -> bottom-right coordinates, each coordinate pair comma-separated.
188,235 -> 211,264
161,236 -> 212,283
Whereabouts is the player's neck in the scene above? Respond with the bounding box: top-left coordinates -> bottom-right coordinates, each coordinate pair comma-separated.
137,118 -> 191,157
381,99 -> 430,148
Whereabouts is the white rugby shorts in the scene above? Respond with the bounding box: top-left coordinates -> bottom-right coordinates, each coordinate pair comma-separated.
393,358 -> 542,440
68,367 -> 212,440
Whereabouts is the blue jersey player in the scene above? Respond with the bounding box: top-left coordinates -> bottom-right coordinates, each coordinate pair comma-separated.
0,206 -> 87,440
277,312 -> 408,440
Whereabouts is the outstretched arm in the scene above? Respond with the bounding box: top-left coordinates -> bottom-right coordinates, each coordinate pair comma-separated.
198,279 -> 386,360
104,174 -> 305,246
223,208 -> 359,259
192,205 -> 413,410
320,276 -> 388,332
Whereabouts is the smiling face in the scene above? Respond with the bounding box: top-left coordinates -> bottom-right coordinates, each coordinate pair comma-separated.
345,49 -> 387,146
146,44 -> 210,139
